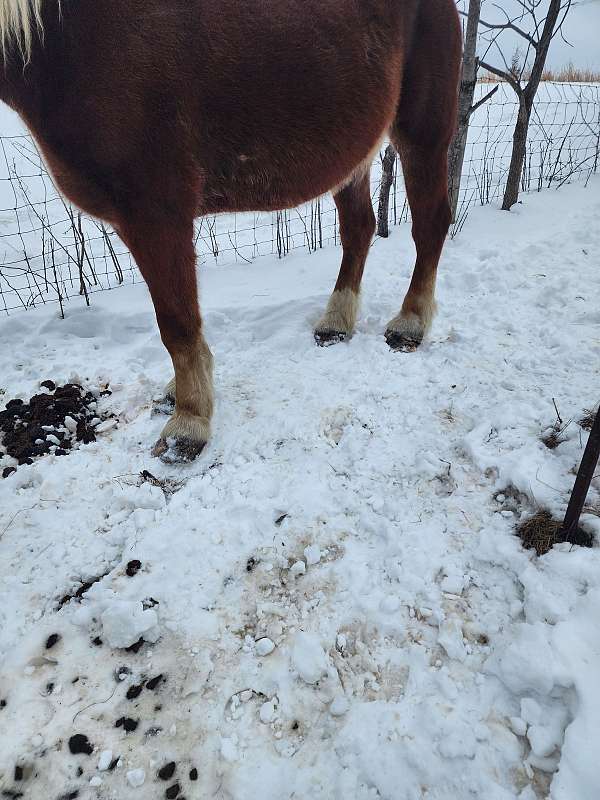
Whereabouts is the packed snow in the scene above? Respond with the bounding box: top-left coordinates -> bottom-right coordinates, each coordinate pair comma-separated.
1,178 -> 599,800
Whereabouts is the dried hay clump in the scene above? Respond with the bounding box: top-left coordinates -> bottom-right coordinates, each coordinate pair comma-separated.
579,409 -> 597,432
517,510 -> 593,556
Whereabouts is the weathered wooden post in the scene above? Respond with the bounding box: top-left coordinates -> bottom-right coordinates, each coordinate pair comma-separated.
561,408 -> 600,543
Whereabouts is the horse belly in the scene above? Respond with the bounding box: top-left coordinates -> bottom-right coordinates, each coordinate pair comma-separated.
195,9 -> 403,214
198,137 -> 379,215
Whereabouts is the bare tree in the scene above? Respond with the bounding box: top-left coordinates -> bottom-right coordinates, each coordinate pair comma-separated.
377,144 -> 396,237
448,0 -> 498,222
478,0 -> 573,210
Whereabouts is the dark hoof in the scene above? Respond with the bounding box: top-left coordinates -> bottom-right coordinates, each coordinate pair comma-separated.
385,330 -> 422,352
314,330 -> 347,347
151,437 -> 206,464
151,395 -> 176,418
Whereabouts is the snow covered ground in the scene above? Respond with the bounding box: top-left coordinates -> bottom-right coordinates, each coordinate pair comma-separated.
1,178 -> 599,800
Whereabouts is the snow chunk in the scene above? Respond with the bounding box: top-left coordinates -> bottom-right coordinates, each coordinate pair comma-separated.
290,561 -> 306,577
510,717 -> 527,737
528,724 -> 559,758
97,750 -> 113,771
260,700 -> 276,723
126,769 -> 146,788
491,622 -> 555,695
64,416 -> 78,433
304,545 -> 321,566
101,601 -> 159,649
438,619 -> 467,662
255,637 -> 275,656
292,632 -> 328,684
330,694 -> 349,717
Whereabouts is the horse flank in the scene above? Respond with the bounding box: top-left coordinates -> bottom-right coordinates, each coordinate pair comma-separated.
0,0 -> 44,61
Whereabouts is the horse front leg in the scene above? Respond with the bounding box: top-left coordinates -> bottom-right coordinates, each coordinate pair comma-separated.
121,216 -> 213,463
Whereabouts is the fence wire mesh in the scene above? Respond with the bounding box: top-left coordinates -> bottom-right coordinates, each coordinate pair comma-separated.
0,81 -> 598,315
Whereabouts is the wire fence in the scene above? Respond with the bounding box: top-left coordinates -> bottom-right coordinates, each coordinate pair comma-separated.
0,81 -> 598,315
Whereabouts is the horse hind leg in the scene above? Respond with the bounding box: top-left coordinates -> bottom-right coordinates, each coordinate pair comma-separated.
314,170 -> 375,345
120,215 -> 213,463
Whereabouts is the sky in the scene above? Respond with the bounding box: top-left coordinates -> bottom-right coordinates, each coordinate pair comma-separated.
459,0 -> 600,70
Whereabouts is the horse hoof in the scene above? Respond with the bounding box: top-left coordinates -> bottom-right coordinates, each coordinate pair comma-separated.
152,436 -> 207,464
314,329 -> 347,347
385,330 -> 422,352
151,395 -> 176,417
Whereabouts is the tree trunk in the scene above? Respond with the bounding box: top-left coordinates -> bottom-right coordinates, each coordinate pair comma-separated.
502,92 -> 531,210
501,0 -> 563,210
377,144 -> 396,237
448,0 -> 480,222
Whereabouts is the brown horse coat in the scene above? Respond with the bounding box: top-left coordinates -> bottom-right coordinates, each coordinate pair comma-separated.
0,0 -> 462,461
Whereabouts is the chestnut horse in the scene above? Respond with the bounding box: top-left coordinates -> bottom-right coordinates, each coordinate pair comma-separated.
0,0 -> 461,462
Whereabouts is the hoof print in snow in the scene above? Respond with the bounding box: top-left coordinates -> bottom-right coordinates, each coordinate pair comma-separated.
152,436 -> 206,464
45,633 -> 61,650
385,330 -> 422,352
2,466 -> 17,479
68,734 -> 93,755
126,560 -> 142,577
189,768 -> 198,781
314,329 -> 346,347
115,717 -> 139,733
57,791 -> 79,800
165,783 -> 181,799
157,762 -> 176,781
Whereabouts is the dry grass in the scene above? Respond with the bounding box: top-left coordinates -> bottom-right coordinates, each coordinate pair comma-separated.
541,422 -> 570,450
540,64 -> 600,83
479,64 -> 600,84
517,510 -> 593,556
579,409 -> 597,432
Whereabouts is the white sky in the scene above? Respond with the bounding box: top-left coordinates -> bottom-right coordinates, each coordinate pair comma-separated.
458,0 -> 600,69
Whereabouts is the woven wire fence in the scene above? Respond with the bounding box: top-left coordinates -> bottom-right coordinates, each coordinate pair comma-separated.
0,81 -> 598,315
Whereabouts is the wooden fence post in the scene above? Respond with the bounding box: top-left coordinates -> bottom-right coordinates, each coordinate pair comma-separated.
561,408 -> 600,542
